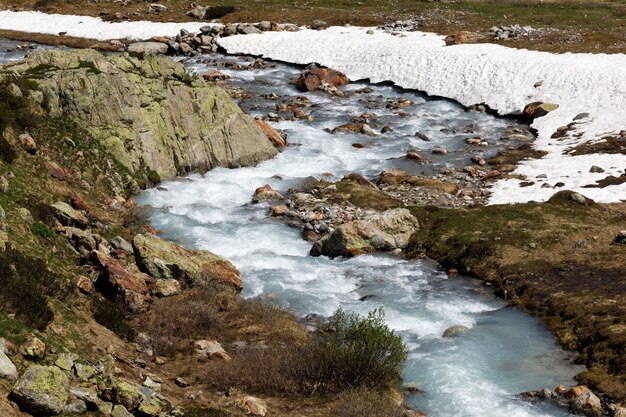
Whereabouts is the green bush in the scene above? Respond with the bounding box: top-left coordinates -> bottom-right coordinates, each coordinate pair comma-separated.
30,221 -> 55,238
0,249 -> 55,330
92,297 -> 136,341
295,308 -> 407,394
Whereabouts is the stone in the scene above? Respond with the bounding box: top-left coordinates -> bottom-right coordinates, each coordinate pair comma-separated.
16,207 -> 33,224
271,205 -> 289,216
252,187 -> 284,203
69,386 -> 99,407
7,82 -> 22,97
442,325 -> 469,337
111,236 -> 133,253
101,378 -> 144,411
45,161 -> 68,181
570,390 -> 602,416
154,279 -> 181,297
137,396 -> 164,416
51,202 -> 88,228
311,208 -> 419,258
19,133 -> 37,154
73,363 -> 96,381
613,407 -> 626,417
127,42 -> 169,56
91,251 -> 154,312
195,340 -> 231,361
0,176 -> 9,193
292,68 -> 349,92
432,146 -> 448,155
406,152 -> 427,163
570,192 -> 587,204
70,194 -> 90,212
111,404 -> 133,417
566,385 -> 590,398
1,49 -> 277,181
20,335 -> 46,359
239,396 -> 268,416
64,398 -> 87,414
175,377 -> 189,387
202,70 -> 230,81
311,20 -> 327,30
613,230 -> 626,245
11,365 -> 69,415
589,165 -> 605,173
147,3 -> 167,13
255,119 -> 287,147
523,102 -> 559,119
186,5 -> 206,19
0,351 -> 18,381
239,25 -> 262,35
133,233 -> 242,290
0,337 -> 15,354
54,352 -> 78,371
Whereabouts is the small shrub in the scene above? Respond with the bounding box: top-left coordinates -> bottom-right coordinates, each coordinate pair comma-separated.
92,297 -> 136,341
205,6 -> 236,19
0,249 -> 55,330
30,221 -> 55,238
293,308 -> 407,394
122,205 -> 150,235
330,388 -> 405,417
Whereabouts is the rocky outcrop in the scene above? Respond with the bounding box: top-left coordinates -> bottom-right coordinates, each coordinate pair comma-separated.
11,365 -> 69,415
133,234 -> 242,290
0,49 -> 278,182
311,208 -> 419,258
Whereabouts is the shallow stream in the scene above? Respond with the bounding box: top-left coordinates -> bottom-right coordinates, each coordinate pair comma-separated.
0,42 -> 585,417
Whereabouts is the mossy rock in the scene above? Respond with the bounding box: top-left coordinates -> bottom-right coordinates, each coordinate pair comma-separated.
11,365 -> 69,415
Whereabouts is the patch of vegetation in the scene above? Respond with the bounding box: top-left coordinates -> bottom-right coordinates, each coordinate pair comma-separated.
296,308 -> 407,394
0,313 -> 30,346
92,297 -> 136,341
202,308 -> 406,396
122,205 -> 150,235
30,221 -> 55,238
205,6 -> 237,19
334,178 -> 402,211
0,249 -> 56,330
329,388 -> 405,417
184,407 -> 232,417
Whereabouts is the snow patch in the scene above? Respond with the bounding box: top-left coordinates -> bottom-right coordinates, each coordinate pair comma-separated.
0,10 -> 211,41
218,27 -> 626,204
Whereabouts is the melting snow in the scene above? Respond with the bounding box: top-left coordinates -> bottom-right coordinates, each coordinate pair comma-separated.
0,11 -> 624,204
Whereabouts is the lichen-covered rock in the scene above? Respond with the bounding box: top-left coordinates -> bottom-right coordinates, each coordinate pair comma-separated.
311,208 -> 419,258
11,365 -> 69,415
51,202 -> 88,228
20,335 -> 46,359
0,49 -> 278,181
133,233 -> 242,290
442,325 -> 469,338
54,353 -> 78,372
98,376 -> 144,411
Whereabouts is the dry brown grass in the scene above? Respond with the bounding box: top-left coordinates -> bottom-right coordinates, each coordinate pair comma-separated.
329,388 -> 406,417
137,285 -> 307,357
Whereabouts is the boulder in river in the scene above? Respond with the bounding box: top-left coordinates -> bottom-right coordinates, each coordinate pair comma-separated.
311,208 -> 419,258
133,233 -> 242,290
292,68 -> 349,93
570,390 -> 602,416
442,325 -> 469,338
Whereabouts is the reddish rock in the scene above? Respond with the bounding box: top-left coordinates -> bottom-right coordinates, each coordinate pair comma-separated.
405,151 -> 427,163
19,133 -> 37,155
76,276 -> 94,294
292,68 -> 349,92
255,119 -> 287,148
566,385 -> 589,398
71,194 -> 91,212
45,161 -> 68,181
91,251 -> 154,312
202,70 -> 230,82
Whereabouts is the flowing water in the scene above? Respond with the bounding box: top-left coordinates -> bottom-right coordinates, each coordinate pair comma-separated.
138,54 -> 585,417
0,42 -> 585,416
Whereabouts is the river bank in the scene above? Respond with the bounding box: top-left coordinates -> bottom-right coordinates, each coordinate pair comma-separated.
0,11 -> 621,414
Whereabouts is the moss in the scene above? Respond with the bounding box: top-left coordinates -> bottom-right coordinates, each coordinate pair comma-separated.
30,221 -> 55,238
335,180 -> 401,211
0,313 -> 30,346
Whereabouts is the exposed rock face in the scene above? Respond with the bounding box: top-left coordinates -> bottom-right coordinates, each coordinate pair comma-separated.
11,365 -> 69,415
133,234 -> 242,290
0,49 -> 278,181
311,208 -> 419,258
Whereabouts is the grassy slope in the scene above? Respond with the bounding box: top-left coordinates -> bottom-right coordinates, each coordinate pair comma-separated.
2,0 -> 625,52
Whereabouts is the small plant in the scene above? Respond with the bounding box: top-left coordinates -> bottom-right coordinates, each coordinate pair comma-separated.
295,308 -> 407,394
92,298 -> 136,341
30,221 -> 55,238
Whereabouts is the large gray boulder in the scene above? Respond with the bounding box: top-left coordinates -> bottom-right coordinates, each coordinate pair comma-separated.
133,234 -> 242,290
311,208 -> 419,258
11,365 -> 69,415
570,390 -> 602,416
0,49 -> 278,182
